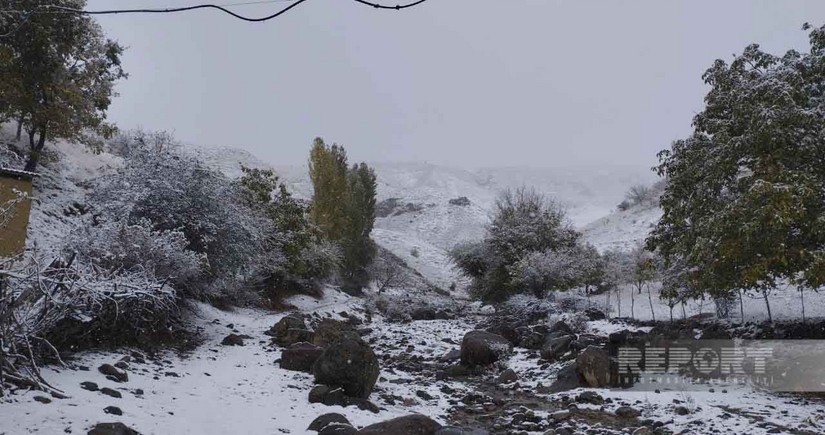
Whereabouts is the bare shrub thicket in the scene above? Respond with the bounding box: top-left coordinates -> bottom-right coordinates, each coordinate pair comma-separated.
0,253 -> 175,396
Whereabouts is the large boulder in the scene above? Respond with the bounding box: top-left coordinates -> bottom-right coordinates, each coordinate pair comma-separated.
576,346 -> 610,388
460,330 -> 513,366
357,415 -> 442,435
313,336 -> 380,399
269,315 -> 306,337
313,319 -> 360,348
308,413 -> 351,431
281,342 -> 325,372
539,334 -> 575,361
87,423 -> 140,435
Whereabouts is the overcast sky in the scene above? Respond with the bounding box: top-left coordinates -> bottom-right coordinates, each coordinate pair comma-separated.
86,0 -> 825,169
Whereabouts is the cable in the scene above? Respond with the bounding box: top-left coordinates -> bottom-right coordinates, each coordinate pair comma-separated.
37,0 -> 310,22
350,0 -> 430,10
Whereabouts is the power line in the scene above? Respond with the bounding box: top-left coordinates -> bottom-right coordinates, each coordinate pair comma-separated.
37,0 -> 311,22
350,0 -> 430,10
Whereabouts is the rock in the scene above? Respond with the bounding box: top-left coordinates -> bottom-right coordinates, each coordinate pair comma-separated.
313,336 -> 379,399
268,315 -> 306,337
575,391 -> 604,405
308,413 -> 351,431
100,388 -> 122,399
497,369 -> 518,384
313,320 -> 360,348
350,397 -> 380,413
113,362 -> 129,370
548,410 -> 571,422
518,330 -> 546,350
615,406 -> 641,418
87,422 -> 140,435
436,428 -> 490,435
281,342 -> 325,372
674,405 -> 691,415
410,307 -> 437,321
548,362 -> 584,392
540,334 -> 574,361
357,414 -> 442,435
569,334 -> 602,353
319,424 -> 358,435
309,385 -> 332,404
460,330 -> 513,366
104,406 -> 123,416
448,196 -> 471,206
98,364 -> 128,383
33,396 -> 51,404
221,334 -> 246,346
81,381 -> 99,392
632,427 -> 652,435
584,308 -> 606,321
439,349 -> 461,362
575,346 -> 610,388
322,388 -> 348,407
276,328 -> 315,347
549,321 -> 573,335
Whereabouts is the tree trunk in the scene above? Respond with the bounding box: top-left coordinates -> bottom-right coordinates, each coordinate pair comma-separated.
738,289 -> 745,323
762,289 -> 772,323
24,125 -> 46,172
800,286 -> 806,323
647,284 -> 655,321
669,305 -> 674,323
15,119 -> 22,141
630,288 -> 635,319
681,301 -> 687,319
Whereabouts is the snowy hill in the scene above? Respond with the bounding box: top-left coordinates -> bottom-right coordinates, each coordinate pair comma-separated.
581,203 -> 663,252
193,146 -> 659,287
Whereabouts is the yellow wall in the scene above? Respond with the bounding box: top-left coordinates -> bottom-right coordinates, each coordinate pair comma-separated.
0,174 -> 34,257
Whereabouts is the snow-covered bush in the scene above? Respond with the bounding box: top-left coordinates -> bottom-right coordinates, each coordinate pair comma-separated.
91,137 -> 277,299
1,253 -> 176,394
450,187 -> 581,302
63,219 -> 202,293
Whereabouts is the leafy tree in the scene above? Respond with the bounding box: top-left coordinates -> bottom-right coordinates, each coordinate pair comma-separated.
238,165 -> 339,296
307,138 -> 377,293
0,0 -> 127,171
648,24 -> 825,322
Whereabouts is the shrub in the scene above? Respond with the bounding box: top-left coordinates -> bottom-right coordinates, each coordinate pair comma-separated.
64,219 -> 202,294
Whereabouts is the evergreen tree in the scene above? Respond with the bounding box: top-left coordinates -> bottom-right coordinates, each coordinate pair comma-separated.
0,0 -> 127,171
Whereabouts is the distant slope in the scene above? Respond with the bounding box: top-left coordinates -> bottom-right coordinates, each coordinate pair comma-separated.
581,203 -> 662,252
195,146 -> 660,286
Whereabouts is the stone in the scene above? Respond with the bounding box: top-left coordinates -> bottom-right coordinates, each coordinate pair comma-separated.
312,319 -> 360,348
100,388 -> 122,399
357,414 -> 442,435
281,342 -> 325,372
575,391 -> 604,405
308,413 -> 351,431
33,396 -> 51,404
221,333 -> 247,346
98,364 -> 128,383
318,424 -> 358,435
81,382 -> 99,392
497,369 -> 518,384
460,330 -> 513,366
104,406 -> 123,416
313,336 -> 379,399
87,422 -> 140,435
575,346 -> 610,388
540,334 -> 574,361
615,406 -> 641,418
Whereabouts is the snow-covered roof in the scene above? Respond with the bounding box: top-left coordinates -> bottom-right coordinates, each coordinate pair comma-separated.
0,167 -> 39,180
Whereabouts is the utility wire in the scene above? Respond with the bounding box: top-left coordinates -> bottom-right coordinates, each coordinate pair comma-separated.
350,0 -> 430,10
36,0 -> 311,22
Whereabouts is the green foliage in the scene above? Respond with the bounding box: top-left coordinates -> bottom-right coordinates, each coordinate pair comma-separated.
0,0 -> 127,171
307,138 -> 377,293
238,165 -> 339,296
648,23 -> 825,299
